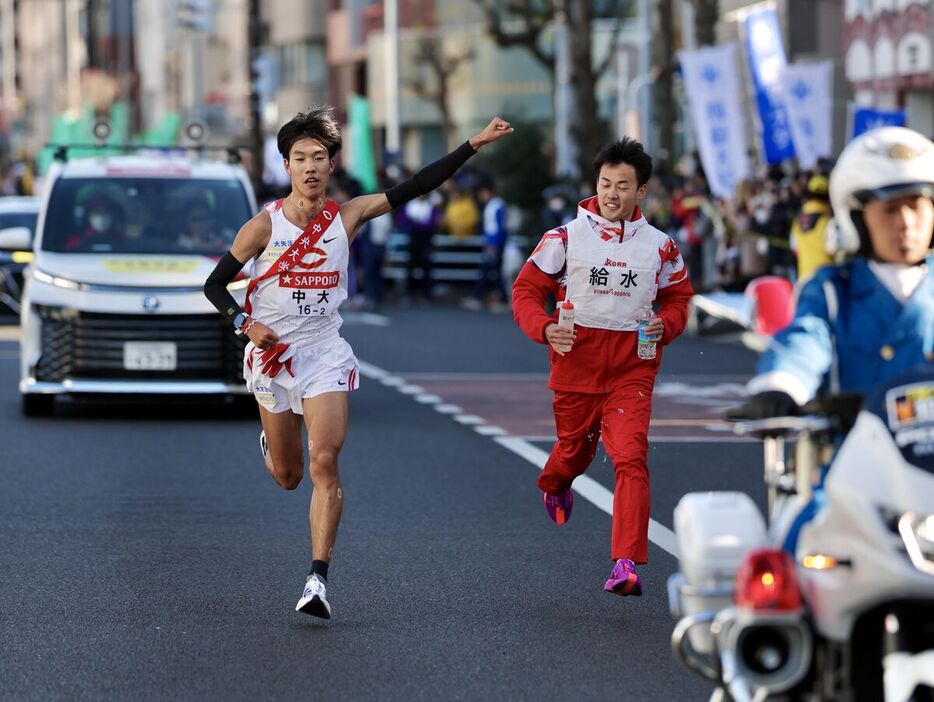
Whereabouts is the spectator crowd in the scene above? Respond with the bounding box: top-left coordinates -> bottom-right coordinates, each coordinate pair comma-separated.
318,148 -> 848,315
641,153 -> 839,294
4,137 -> 849,315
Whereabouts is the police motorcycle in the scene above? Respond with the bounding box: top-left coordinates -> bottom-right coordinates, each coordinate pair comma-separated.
667,366 -> 934,701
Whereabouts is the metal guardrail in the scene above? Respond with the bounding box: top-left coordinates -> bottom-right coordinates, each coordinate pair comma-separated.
382,232 -> 529,283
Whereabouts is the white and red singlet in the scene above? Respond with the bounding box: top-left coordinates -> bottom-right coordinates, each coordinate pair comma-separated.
242,199 -> 359,414
247,198 -> 350,344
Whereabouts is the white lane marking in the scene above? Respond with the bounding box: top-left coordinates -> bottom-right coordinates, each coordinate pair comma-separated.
397,384 -> 425,395
475,425 -> 506,436
356,361 -> 680,560
495,437 -> 679,559
415,394 -> 442,404
357,360 -> 389,380
434,404 -> 463,414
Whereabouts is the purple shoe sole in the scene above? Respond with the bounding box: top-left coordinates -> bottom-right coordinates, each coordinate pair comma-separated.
543,490 -> 573,525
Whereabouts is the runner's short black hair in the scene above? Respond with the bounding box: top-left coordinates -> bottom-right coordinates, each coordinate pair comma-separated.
593,137 -> 653,187
277,106 -> 343,160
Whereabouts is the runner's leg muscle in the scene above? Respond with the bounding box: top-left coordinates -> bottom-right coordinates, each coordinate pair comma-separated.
303,391 -> 348,563
257,404 -> 304,489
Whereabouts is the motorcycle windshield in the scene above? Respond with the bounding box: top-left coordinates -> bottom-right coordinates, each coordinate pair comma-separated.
866,366 -> 934,475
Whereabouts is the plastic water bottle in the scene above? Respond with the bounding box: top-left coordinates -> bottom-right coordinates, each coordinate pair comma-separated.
637,305 -> 657,360
556,300 -> 575,354
558,299 -> 575,331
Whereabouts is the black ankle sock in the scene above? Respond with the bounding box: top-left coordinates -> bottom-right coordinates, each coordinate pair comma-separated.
310,560 -> 329,582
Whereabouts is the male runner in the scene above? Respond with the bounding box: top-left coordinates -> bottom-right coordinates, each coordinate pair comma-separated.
512,138 -> 694,596
204,108 -> 512,617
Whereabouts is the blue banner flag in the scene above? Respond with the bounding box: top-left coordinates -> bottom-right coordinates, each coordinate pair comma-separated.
852,107 -> 907,139
742,6 -> 796,164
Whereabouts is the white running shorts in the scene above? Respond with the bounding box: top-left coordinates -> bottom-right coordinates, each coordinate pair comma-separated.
243,336 -> 359,414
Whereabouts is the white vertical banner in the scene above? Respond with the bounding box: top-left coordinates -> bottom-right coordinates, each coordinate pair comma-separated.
678,43 -> 749,200
782,60 -> 834,169
554,18 -> 578,178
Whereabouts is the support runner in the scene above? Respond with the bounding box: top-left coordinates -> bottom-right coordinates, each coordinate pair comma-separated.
512,137 -> 694,596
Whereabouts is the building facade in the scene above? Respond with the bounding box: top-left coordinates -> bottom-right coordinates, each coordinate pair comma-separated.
844,0 -> 933,135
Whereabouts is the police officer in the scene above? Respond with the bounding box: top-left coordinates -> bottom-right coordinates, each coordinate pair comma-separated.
747,126 -> 934,416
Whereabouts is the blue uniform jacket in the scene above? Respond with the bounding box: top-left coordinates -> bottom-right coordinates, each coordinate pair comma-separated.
482,197 -> 508,248
753,256 -> 934,403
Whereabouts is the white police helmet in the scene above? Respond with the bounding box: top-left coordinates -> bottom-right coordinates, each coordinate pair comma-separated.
829,127 -> 934,255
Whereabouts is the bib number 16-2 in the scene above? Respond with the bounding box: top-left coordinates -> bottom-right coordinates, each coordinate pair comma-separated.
292,290 -> 329,316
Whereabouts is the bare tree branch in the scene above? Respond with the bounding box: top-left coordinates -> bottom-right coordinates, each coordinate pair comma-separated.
406,36 -> 476,149
472,0 -> 640,177
597,0 -> 628,76
475,0 -> 555,71
596,10 -> 628,77
690,0 -> 719,47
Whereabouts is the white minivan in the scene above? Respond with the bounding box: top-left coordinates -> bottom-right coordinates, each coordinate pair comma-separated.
16,151 -> 257,415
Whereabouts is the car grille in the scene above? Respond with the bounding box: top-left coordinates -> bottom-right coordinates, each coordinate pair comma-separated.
34,306 -> 247,384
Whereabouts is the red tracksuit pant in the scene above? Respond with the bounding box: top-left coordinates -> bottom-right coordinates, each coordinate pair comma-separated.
537,378 -> 653,563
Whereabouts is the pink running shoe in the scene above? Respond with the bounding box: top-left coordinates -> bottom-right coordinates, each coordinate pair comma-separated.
604,558 -> 643,596
543,490 -> 573,525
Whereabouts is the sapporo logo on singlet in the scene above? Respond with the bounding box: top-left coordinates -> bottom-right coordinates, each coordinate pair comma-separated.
279,247 -> 341,290
278,243 -> 341,315
589,259 -> 639,297
277,246 -> 340,290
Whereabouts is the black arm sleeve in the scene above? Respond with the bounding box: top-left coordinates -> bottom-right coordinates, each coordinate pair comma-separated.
203,250 -> 247,323
385,140 -> 476,209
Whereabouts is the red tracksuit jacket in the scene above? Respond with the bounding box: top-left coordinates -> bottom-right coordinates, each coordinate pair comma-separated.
513,198 -> 694,393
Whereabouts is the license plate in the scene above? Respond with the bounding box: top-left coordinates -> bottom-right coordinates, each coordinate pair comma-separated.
123,342 -> 177,371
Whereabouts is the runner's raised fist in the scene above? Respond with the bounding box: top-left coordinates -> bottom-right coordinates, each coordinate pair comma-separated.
470,118 -> 514,150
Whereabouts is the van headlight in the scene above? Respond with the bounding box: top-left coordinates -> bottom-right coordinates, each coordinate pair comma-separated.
32,268 -> 82,290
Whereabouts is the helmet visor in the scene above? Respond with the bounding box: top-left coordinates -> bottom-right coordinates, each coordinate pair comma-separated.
852,181 -> 934,206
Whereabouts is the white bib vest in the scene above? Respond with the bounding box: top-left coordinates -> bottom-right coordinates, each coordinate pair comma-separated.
565,211 -> 659,331
248,200 -> 349,343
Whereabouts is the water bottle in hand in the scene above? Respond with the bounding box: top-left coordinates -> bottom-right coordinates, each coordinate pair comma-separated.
637,305 -> 657,360
558,299 -> 575,331
555,300 -> 575,354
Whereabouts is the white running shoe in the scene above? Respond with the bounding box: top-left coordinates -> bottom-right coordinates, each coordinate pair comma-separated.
259,430 -> 268,460
295,573 -> 331,619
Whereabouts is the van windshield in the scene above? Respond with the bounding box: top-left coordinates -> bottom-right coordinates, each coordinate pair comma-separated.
41,177 -> 252,254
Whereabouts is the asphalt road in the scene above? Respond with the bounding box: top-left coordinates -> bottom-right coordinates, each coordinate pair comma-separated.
0,306 -> 763,701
